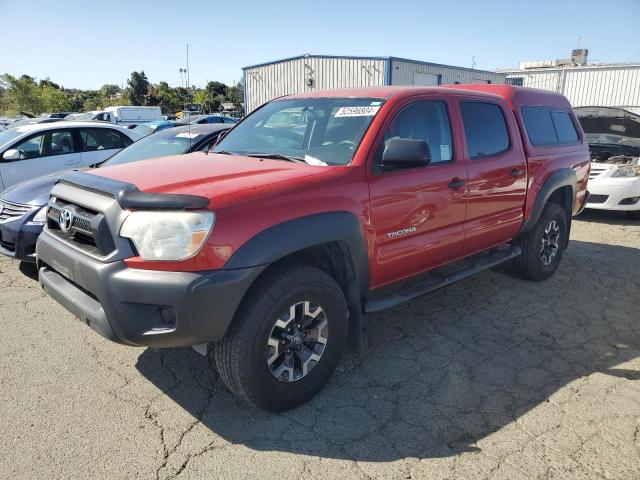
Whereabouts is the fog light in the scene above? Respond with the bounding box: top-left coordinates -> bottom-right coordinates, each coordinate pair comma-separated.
158,306 -> 176,327
619,197 -> 640,206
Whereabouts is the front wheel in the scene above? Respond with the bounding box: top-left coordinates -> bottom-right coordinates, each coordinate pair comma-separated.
213,263 -> 349,412
512,202 -> 568,281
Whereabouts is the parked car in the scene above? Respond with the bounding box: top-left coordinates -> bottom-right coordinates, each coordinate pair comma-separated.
6,117 -> 65,128
132,120 -> 185,137
0,121 -> 141,191
575,106 -> 640,219
0,124 -> 230,262
46,112 -> 78,119
0,115 -> 27,126
36,85 -> 589,411
189,114 -> 238,125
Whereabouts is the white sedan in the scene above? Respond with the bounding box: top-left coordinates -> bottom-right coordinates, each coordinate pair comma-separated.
576,107 -> 640,220
0,121 -> 142,191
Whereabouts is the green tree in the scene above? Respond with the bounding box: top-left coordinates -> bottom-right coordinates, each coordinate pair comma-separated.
0,74 -> 45,114
126,71 -> 149,106
224,81 -> 244,107
42,84 -> 70,112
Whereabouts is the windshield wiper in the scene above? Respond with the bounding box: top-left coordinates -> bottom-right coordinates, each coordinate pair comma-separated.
246,153 -> 308,164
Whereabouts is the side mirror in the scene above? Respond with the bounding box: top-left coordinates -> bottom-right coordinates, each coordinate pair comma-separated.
381,138 -> 431,170
2,149 -> 20,161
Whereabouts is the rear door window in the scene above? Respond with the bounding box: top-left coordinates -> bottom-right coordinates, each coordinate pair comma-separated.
80,129 -> 126,151
460,102 -> 510,159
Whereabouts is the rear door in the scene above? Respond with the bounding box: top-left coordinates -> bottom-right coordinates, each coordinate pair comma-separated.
367,98 -> 468,287
0,129 -> 81,189
459,99 -> 527,254
78,128 -> 133,165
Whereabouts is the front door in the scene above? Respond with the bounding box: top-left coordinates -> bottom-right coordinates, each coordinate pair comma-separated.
367,99 -> 468,288
0,129 -> 81,189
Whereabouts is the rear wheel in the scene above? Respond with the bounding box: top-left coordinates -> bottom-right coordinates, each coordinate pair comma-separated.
214,263 -> 348,412
512,202 -> 567,281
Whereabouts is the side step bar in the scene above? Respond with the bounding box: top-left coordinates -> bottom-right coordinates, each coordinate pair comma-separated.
364,246 -> 521,313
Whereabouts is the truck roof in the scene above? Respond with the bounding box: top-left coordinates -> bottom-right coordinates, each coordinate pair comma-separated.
284,84 -> 572,110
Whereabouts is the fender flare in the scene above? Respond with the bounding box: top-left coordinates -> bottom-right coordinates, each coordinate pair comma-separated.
224,211 -> 370,296
520,168 -> 577,234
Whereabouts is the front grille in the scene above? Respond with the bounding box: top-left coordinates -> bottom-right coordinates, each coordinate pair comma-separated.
587,194 -> 609,204
0,200 -> 32,221
47,199 -> 115,256
589,164 -> 610,180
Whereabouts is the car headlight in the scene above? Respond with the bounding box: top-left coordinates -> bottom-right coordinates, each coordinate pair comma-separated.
611,164 -> 640,178
120,211 -> 215,261
32,206 -> 48,223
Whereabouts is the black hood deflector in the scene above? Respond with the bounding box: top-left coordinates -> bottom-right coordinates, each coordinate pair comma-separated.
57,171 -> 210,210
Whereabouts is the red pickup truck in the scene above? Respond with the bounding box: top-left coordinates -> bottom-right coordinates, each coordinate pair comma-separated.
36,85 -> 589,411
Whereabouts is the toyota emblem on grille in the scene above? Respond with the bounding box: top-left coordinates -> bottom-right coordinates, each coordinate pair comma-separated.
59,208 -> 74,232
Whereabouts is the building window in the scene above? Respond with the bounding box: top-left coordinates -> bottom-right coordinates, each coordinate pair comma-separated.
508,77 -> 524,87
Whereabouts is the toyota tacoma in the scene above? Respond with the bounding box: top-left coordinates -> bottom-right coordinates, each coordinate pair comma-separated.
36,85 -> 590,411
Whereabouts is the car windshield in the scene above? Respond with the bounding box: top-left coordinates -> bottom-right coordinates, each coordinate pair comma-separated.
73,112 -> 95,120
213,97 -> 384,165
101,130 -> 198,167
133,124 -> 156,136
0,128 -> 24,149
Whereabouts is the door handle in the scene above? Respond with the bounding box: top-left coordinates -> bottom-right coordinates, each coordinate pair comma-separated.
447,179 -> 466,189
510,168 -> 524,177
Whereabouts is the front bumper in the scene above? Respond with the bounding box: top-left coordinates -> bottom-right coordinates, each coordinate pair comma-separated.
0,211 -> 43,263
36,229 -> 265,348
586,177 -> 640,212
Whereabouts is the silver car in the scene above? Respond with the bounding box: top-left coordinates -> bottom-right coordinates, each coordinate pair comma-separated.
0,121 -> 142,191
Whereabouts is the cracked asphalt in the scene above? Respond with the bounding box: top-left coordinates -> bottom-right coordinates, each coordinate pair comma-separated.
1,210 -> 639,480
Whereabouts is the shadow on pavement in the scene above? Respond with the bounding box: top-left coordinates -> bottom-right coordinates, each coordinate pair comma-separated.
575,208 -> 639,225
136,239 -> 640,461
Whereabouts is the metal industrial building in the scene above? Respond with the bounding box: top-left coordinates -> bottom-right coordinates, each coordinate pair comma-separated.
501,50 -> 640,114
242,55 -> 506,113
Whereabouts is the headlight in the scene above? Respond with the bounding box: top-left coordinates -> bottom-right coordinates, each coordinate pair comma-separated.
611,164 -> 640,178
32,206 -> 48,223
120,211 -> 215,261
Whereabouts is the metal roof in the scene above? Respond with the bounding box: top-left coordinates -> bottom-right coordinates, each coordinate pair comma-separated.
242,54 -> 500,75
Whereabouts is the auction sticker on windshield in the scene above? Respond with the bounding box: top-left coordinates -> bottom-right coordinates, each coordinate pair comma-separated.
334,106 -> 380,117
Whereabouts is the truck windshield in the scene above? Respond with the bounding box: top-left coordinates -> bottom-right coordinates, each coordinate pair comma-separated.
213,97 -> 385,165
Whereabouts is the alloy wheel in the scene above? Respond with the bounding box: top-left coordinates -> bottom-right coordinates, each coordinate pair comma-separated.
266,300 -> 329,382
540,219 -> 561,266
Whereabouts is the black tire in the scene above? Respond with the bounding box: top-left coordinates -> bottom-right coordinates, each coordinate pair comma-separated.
213,263 -> 349,412
512,202 -> 567,281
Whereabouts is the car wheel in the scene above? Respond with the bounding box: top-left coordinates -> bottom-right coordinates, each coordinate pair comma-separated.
512,202 -> 567,281
213,263 -> 348,412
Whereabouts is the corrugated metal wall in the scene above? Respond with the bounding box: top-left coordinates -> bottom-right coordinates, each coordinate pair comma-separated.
505,66 -> 640,110
244,57 -> 385,113
390,60 -> 506,85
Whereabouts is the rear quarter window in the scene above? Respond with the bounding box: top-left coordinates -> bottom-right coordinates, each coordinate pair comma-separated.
551,111 -> 579,144
522,107 -> 580,147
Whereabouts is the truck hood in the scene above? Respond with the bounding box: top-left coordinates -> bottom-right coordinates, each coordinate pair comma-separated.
89,152 -> 336,201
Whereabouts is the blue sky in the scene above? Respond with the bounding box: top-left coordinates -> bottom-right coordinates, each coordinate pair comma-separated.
2,0 -> 638,89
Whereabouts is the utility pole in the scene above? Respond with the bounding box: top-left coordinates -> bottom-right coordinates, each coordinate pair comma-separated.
186,44 -> 190,92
